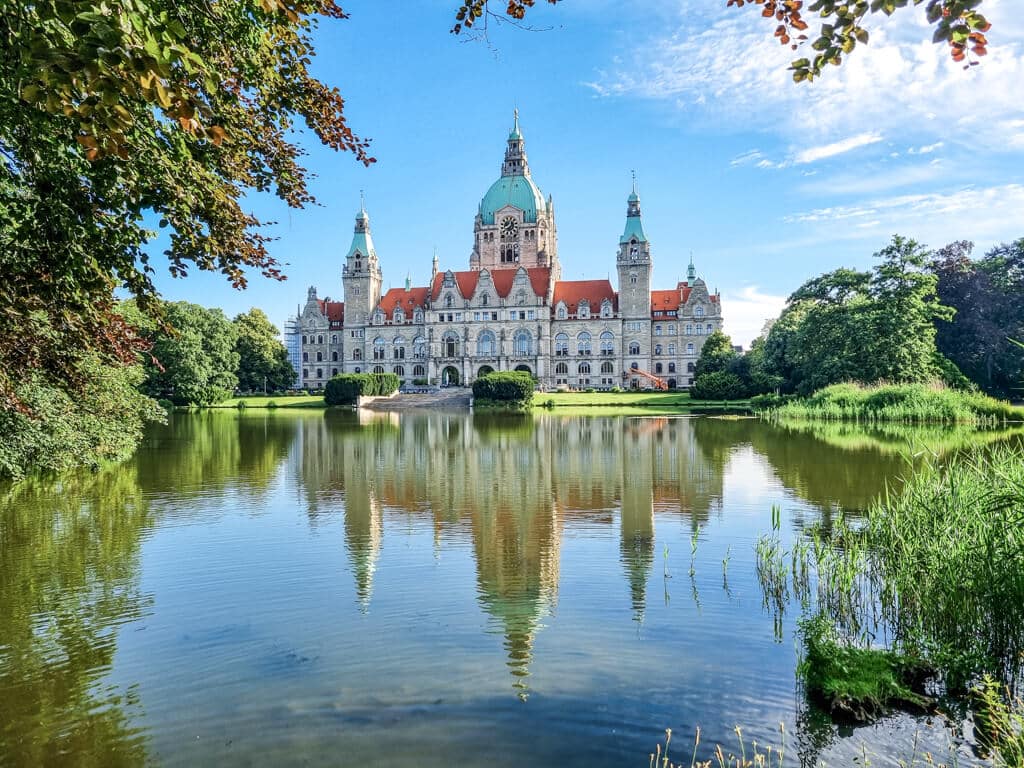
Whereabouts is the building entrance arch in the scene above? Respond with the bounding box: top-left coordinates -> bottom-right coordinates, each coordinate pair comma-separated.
442,366 -> 461,387
477,365 -> 495,378
514,364 -> 532,374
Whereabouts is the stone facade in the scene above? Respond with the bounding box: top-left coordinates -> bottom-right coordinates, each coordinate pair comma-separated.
291,114 -> 724,390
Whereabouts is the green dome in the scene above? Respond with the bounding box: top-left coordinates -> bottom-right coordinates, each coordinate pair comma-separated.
479,175 -> 546,225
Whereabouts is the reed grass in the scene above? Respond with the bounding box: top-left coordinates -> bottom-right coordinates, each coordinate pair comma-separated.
764,382 -> 1023,425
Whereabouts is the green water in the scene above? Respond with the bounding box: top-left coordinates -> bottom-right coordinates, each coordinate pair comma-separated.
1,412 -> 1019,767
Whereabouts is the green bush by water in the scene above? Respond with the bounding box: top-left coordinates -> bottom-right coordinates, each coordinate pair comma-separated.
471,371 -> 534,405
766,382 -> 1022,424
324,373 -> 400,405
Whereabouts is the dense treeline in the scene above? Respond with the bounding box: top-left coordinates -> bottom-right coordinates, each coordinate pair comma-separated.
692,235 -> 1023,402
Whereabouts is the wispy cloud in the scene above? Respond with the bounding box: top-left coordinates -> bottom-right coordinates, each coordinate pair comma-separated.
585,0 -> 1024,149
908,141 -> 944,154
722,285 -> 788,347
794,132 -> 884,164
730,149 -> 765,166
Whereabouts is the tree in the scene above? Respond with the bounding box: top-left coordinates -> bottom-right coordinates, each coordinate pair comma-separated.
762,236 -> 958,394
233,309 -> 295,393
453,1 -> 993,81
694,330 -> 739,379
931,239 -> 1024,397
131,301 -> 240,405
0,0 -> 370,410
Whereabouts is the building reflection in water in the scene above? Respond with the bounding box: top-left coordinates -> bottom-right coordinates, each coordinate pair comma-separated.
292,411 -> 730,696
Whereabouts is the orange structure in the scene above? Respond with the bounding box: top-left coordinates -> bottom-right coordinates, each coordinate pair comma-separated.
627,369 -> 668,390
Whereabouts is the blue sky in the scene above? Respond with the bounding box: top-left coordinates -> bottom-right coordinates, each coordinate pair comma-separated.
149,0 -> 1024,346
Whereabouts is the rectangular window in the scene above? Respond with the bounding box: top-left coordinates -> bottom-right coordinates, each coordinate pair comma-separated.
455,312 -> 462,321
527,310 -> 535,320
492,312 -> 498,321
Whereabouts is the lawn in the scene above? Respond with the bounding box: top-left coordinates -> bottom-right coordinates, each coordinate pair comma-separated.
537,391 -> 751,410
211,394 -> 326,409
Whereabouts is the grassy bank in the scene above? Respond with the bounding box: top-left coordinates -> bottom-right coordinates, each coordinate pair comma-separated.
210,394 -> 326,409
766,382 -> 1023,424
539,391 -> 751,410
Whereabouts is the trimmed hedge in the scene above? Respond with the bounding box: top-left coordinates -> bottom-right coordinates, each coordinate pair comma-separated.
691,371 -> 746,401
472,371 -> 534,404
324,373 -> 400,405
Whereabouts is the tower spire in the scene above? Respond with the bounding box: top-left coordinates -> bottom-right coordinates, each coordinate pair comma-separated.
687,252 -> 696,282
503,110 -> 529,177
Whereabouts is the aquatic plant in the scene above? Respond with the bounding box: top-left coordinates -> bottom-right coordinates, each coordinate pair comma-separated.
761,382 -> 1023,425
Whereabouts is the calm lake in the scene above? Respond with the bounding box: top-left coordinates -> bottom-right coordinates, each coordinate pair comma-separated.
2,411 -> 1021,767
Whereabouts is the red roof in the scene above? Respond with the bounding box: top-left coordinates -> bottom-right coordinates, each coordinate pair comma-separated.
317,300 -> 344,323
378,287 -> 429,315
552,279 -> 617,315
650,289 -> 682,313
430,267 -> 551,301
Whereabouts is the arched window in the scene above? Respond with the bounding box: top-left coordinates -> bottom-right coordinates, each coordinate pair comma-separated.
317,335 -> 324,344
686,324 -> 693,335
353,348 -> 362,360
707,323 -> 713,334
556,303 -> 567,320
579,362 -> 591,375
654,345 -> 662,356
668,362 -> 676,373
413,365 -> 426,377
301,335 -> 307,344
413,308 -> 424,324
655,363 -> 663,374
668,344 -> 676,356
629,342 -> 640,355
687,362 -> 696,373
413,336 -> 427,358
443,332 -> 459,358
302,368 -> 308,378
393,307 -> 404,324
601,361 -> 614,374
373,365 -> 385,374
695,305 -> 704,318
373,336 -> 386,360
554,332 -> 569,356
687,342 -> 695,355
394,365 -> 405,377
577,300 -> 590,319
630,362 -> 639,370
514,329 -> 533,356
393,336 -> 406,359
316,368 -> 323,379
577,331 -> 591,356
695,325 -> 703,336
481,293 -> 489,306
316,351 -> 323,362
372,310 -> 384,325
331,334 -> 338,344
630,272 -> 638,285
600,331 -> 614,355
332,351 -> 339,361
331,367 -> 338,376
302,352 -> 308,362
555,362 -> 568,375
600,299 -> 613,318
445,294 -> 454,309
655,325 -> 662,336
477,330 -> 496,356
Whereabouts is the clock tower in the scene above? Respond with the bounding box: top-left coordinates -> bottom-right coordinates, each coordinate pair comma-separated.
617,181 -> 652,366
470,111 -> 559,274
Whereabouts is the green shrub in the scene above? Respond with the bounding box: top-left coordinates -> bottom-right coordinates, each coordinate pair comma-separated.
472,371 -> 535,404
266,400 -> 278,409
412,378 -> 428,386
610,386 -> 622,393
691,371 -> 746,400
157,398 -> 175,413
324,373 -> 400,405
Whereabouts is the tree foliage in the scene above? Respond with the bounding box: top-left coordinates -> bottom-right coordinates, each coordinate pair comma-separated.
454,1 -> 992,80
233,308 -> 295,393
0,357 -> 165,480
129,301 -> 240,406
0,0 -> 370,410
694,330 -> 739,379
761,235 -> 957,394
472,371 -> 535,404
931,238 -> 1024,398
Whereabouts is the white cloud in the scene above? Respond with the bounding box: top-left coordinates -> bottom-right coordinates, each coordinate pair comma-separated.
586,0 -> 1024,149
794,132 -> 884,164
730,149 -> 764,166
909,141 -> 944,154
784,183 -> 1024,250
722,285 -> 788,348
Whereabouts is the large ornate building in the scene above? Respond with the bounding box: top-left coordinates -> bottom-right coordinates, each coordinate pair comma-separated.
291,114 -> 723,390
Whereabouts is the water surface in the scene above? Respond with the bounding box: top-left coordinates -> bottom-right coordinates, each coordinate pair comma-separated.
1,412 -> 1019,767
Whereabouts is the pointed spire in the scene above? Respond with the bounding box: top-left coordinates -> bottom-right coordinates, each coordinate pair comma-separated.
347,197 -> 376,259
502,110 -> 529,177
405,272 -> 412,291
620,177 -> 647,245
687,252 -> 696,282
